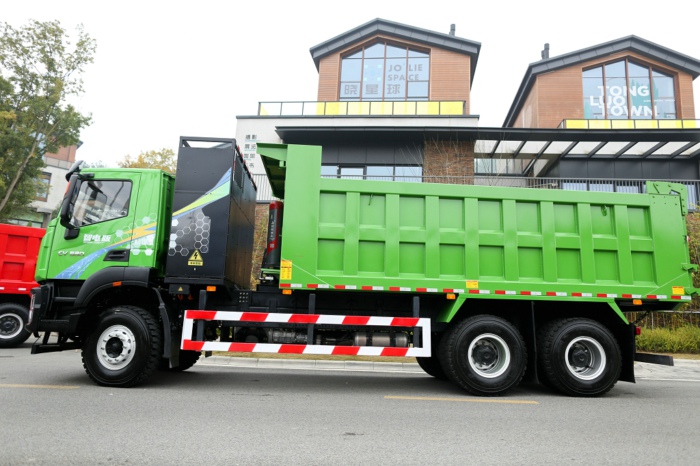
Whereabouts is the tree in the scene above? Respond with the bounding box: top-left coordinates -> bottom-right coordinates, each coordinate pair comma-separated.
118,148 -> 177,174
0,20 -> 95,221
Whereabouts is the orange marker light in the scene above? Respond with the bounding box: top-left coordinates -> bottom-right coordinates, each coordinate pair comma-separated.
113,281 -> 122,287
282,289 -> 292,295
633,299 -> 642,305
206,286 -> 216,292
446,293 -> 456,300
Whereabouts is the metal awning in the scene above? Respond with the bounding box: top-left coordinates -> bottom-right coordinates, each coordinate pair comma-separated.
274,126 -> 700,162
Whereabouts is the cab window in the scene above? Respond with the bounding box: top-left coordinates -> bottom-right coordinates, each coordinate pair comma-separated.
71,180 -> 132,227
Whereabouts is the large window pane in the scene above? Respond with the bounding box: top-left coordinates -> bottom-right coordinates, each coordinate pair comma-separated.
408,57 -> 429,81
339,41 -> 429,101
385,57 -> 406,99
582,60 -> 675,120
341,59 -> 361,81
606,76 -> 628,118
386,45 -> 406,58
583,70 -> 605,119
407,81 -> 429,99
340,82 -> 361,100
363,58 -> 384,100
364,43 -> 384,58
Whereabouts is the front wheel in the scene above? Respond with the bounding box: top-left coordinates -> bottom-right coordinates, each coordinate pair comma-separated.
0,303 -> 32,348
82,306 -> 162,387
439,315 -> 527,396
537,318 -> 621,397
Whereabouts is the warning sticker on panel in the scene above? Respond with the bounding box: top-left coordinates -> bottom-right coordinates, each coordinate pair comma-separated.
281,260 -> 292,280
466,280 -> 479,289
188,250 -> 204,266
672,286 -> 685,295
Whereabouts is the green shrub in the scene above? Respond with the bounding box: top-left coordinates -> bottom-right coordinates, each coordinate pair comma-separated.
636,325 -> 700,354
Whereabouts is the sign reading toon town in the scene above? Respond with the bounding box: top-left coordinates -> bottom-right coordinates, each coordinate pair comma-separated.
587,83 -> 654,118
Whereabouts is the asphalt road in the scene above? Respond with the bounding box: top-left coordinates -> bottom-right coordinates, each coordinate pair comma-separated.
2,344 -> 700,466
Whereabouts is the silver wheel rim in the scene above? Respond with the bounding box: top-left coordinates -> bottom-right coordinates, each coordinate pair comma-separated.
97,325 -> 136,370
0,312 -> 23,339
565,337 -> 606,380
468,333 -> 511,378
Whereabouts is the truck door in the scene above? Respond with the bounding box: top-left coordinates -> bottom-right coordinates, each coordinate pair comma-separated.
48,173 -> 140,280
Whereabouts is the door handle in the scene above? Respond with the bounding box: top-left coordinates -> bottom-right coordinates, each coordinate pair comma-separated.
104,249 -> 130,262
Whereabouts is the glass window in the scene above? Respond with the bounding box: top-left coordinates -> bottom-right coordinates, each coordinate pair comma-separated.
582,60 -> 676,119
71,180 -> 131,227
341,59 -> 362,81
386,45 -> 406,58
340,41 -> 430,101
395,166 -> 422,183
36,172 -> 51,202
366,166 -> 394,181
340,167 -> 364,179
321,165 -> 338,178
326,165 -> 423,182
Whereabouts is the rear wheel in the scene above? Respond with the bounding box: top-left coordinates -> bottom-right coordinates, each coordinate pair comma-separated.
537,318 -> 621,397
439,315 -> 527,396
0,303 -> 31,348
82,306 -> 162,387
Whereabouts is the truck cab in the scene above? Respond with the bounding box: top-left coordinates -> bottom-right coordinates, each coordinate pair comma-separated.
30,165 -> 173,351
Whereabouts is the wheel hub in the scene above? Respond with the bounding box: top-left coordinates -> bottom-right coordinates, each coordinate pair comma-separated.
569,346 -> 592,367
473,343 -> 497,366
0,314 -> 22,338
565,337 -> 606,380
467,333 -> 511,378
97,325 -> 136,371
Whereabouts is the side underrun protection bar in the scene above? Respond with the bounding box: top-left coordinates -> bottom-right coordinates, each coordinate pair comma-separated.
181,310 -> 431,357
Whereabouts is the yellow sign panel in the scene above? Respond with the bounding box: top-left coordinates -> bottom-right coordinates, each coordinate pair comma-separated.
281,260 -> 292,280
672,286 -> 685,295
188,250 -> 204,266
466,280 -> 479,289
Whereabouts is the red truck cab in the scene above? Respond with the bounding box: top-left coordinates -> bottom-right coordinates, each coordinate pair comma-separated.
0,223 -> 45,347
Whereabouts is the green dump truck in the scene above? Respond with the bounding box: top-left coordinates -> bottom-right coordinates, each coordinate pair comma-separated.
28,137 -> 697,397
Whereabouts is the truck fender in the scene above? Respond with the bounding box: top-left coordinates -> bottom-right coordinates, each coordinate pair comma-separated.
74,267 -> 155,308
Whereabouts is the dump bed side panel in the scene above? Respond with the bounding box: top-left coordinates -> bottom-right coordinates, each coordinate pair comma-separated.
271,145 -> 693,299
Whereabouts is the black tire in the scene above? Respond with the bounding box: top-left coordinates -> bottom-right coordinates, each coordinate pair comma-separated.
439,315 -> 527,396
159,350 -> 201,372
0,303 -> 32,348
537,318 -> 621,397
416,334 -> 447,379
82,305 -> 162,387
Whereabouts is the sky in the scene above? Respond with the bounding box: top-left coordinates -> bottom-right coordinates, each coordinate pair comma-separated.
4,0 -> 700,167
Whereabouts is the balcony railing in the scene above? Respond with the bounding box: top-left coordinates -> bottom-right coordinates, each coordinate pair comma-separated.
258,100 -> 466,117
252,173 -> 699,211
560,119 -> 700,129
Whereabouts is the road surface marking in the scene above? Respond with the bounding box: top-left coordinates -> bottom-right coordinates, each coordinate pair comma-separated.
385,395 -> 538,404
0,384 -> 79,389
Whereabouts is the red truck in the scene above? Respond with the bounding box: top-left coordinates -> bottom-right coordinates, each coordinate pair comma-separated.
0,223 -> 45,347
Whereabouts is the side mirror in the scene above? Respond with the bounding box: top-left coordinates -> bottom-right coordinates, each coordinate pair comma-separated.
59,174 -> 79,230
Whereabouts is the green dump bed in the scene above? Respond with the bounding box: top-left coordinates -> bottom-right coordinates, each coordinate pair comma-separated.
259,143 -> 695,304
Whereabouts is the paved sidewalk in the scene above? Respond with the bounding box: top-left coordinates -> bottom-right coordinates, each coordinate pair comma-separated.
198,355 -> 700,380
